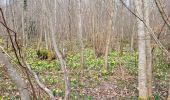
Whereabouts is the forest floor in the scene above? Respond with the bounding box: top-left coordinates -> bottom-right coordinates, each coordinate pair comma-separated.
0,48 -> 169,100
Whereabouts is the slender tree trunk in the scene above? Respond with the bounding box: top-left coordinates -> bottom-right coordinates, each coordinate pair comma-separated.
119,27 -> 124,56
50,1 -> 70,99
45,31 -> 48,49
135,0 -> 148,99
4,2 -> 9,51
37,33 -> 42,50
0,53 -> 30,100
130,24 -> 135,51
119,4 -> 124,56
50,27 -> 70,100
37,20 -> 43,50
22,4 -> 25,47
104,0 -> 114,70
144,0 -> 152,98
104,33 -> 111,70
168,64 -> 170,100
77,0 -> 84,69
68,0 -> 72,42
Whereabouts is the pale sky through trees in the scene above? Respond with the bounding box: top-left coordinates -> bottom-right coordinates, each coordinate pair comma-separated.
0,0 -> 4,5
0,0 -> 9,5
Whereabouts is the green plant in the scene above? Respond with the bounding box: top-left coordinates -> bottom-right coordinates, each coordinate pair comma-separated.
66,53 -> 80,69
52,89 -> 64,97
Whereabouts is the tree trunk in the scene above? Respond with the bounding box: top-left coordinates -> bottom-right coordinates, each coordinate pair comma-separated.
130,23 -> 135,51
135,0 -> 148,99
50,29 -> 71,100
104,33 -> 111,70
104,0 -> 114,70
37,21 -> 43,50
22,3 -> 25,47
0,53 -> 30,100
50,1 -> 71,98
144,0 -> 152,98
168,64 -> 170,100
77,0 -> 84,69
45,31 -> 48,49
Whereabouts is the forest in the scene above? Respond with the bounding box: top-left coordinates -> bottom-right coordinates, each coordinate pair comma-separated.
0,0 -> 170,100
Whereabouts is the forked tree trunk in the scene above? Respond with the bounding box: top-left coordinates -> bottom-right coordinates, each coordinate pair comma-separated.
135,0 -> 148,99
0,53 -> 30,100
50,29 -> 70,100
50,1 -> 70,99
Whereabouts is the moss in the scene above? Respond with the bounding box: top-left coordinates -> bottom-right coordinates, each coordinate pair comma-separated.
37,48 -> 56,60
47,51 -> 56,60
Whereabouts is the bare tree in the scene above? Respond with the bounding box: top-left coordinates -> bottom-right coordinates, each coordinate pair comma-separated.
144,0 -> 153,98
49,1 -> 71,99
104,0 -> 115,70
77,0 -> 84,69
135,0 -> 148,99
50,24 -> 71,100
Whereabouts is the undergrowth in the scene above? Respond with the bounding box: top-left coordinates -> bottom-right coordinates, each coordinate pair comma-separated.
0,48 -> 169,99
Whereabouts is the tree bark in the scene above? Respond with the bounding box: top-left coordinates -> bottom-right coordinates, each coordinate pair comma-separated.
130,24 -> 135,51
135,0 -> 148,99
50,29 -> 70,100
144,0 -> 152,98
50,3 -> 70,98
104,0 -> 114,70
26,64 -> 55,100
0,53 -> 30,100
22,2 -> 25,47
77,0 -> 84,69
